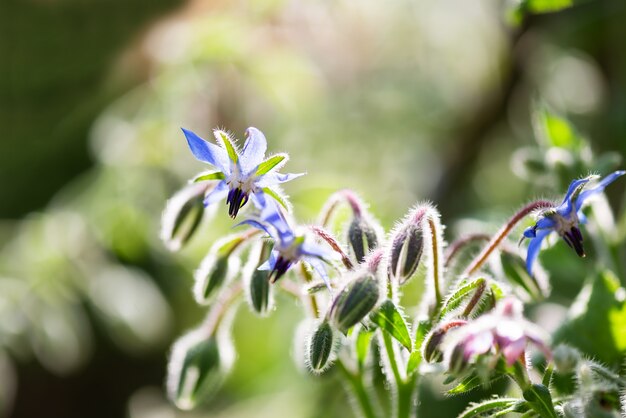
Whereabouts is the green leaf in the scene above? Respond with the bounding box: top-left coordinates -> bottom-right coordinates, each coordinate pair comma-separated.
447,373 -> 484,395
457,398 -> 519,418
522,384 -> 558,418
533,106 -> 582,150
192,171 -> 226,182
215,130 -> 238,163
524,0 -> 573,14
369,299 -> 412,351
553,270 -> 626,367
439,278 -> 486,319
406,318 -> 430,375
262,187 -> 291,211
256,154 -> 287,176
355,326 -> 374,371
501,251 -> 547,300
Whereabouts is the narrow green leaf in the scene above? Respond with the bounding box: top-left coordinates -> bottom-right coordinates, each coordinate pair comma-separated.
256,154 -> 287,176
369,299 -> 412,351
193,171 -> 226,182
439,278 -> 486,319
355,327 -> 374,371
262,187 -> 290,211
447,373 -> 483,395
215,130 -> 238,163
407,318 -> 431,375
457,398 -> 518,418
542,364 -> 553,387
522,384 -> 558,418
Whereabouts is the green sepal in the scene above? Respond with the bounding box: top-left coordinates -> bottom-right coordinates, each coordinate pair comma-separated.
214,130 -> 238,163
369,299 -> 412,351
262,187 -> 290,211
438,277 -> 486,319
193,171 -> 226,182
256,154 -> 287,176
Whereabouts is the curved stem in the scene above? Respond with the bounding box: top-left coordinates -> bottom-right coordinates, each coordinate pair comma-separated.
336,360 -> 380,418
318,189 -> 366,227
203,281 -> 243,337
444,233 -> 491,267
309,225 -> 354,270
463,200 -> 554,277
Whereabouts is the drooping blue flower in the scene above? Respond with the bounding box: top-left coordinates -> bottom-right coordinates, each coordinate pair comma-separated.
522,170 -> 625,275
238,201 -> 334,286
182,127 -> 304,218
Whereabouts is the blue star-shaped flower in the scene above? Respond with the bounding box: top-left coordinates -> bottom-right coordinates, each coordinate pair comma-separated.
182,127 -> 304,218
522,170 -> 625,275
239,201 -> 333,286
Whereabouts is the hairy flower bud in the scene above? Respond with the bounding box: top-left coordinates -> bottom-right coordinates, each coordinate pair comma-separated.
388,223 -> 423,285
330,273 -> 380,333
194,236 -> 244,304
244,241 -> 274,316
348,216 -> 380,264
306,321 -> 336,373
161,183 -> 210,252
552,345 -> 580,374
167,329 -> 233,410
248,270 -> 271,315
423,320 -> 467,363
447,342 -> 469,375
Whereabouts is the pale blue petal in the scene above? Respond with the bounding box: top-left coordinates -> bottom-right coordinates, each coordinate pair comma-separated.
250,191 -> 267,209
234,219 -> 277,241
575,170 -> 626,211
526,229 -> 551,276
301,241 -> 332,259
258,251 -> 277,271
260,201 -> 295,243
304,256 -> 331,290
203,181 -> 229,206
240,127 -> 267,175
256,172 -> 305,188
182,128 -> 230,174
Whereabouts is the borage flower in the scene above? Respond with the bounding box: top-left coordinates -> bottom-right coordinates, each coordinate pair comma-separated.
182,127 -> 304,218
239,201 -> 334,287
445,298 -> 550,372
522,170 -> 625,275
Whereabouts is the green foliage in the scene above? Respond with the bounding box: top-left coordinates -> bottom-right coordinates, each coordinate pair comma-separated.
369,299 -> 412,351
554,270 -> 626,366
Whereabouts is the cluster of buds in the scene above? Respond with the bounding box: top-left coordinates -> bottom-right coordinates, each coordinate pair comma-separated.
161,124 -> 626,417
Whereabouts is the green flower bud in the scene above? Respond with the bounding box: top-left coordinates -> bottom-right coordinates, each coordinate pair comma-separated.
306,321 -> 336,373
161,183 -> 209,252
194,254 -> 232,305
248,269 -> 271,315
388,224 -> 423,285
348,216 -> 380,264
330,273 -> 380,333
447,343 -> 469,376
167,330 -> 233,410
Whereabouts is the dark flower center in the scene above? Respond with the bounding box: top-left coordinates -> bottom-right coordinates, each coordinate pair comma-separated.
268,256 -> 292,283
226,187 -> 249,218
560,226 -> 585,257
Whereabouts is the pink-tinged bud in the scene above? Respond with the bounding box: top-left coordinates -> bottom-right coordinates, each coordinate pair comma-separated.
423,320 -> 467,363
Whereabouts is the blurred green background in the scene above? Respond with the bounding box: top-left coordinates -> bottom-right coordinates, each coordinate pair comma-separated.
1,0 -> 626,417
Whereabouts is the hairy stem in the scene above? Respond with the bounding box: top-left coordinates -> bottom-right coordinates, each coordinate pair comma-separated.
336,360 -> 380,418
203,281 -> 243,337
463,200 -> 553,277
309,225 -> 354,270
444,233 -> 491,267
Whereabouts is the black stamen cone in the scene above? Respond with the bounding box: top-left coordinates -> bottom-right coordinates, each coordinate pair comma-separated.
226,187 -> 249,218
561,226 -> 585,257
268,257 -> 292,283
